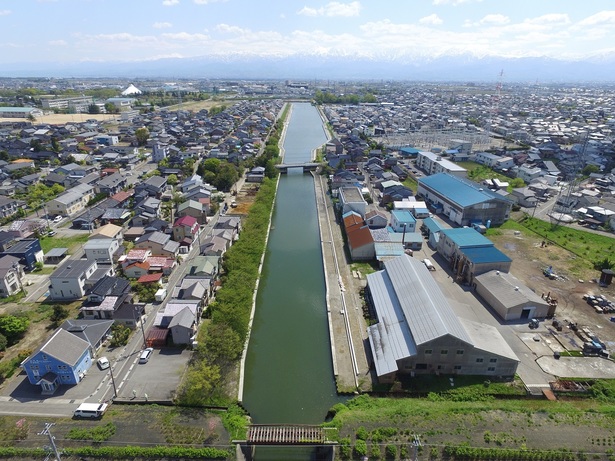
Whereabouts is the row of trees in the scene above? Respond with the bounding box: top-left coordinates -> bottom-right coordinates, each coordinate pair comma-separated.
177,109 -> 287,406
314,89 -> 377,105
196,158 -> 241,192
177,178 -> 277,406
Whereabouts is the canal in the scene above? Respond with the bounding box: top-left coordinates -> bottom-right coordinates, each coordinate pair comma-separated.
242,103 -> 342,432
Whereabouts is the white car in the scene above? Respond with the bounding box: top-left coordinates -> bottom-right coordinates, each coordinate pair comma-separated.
139,347 -> 154,364
53,215 -> 63,223
97,357 -> 110,370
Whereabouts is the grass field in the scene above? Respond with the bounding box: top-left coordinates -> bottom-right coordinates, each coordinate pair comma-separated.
491,217 -> 615,272
39,233 -> 89,254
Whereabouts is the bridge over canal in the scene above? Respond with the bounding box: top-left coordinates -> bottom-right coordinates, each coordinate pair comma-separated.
275,162 -> 320,174
233,424 -> 337,446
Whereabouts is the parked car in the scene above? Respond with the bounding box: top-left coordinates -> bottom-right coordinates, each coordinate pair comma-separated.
73,402 -> 108,419
138,347 -> 153,364
97,357 -> 110,370
47,230 -> 56,237
53,215 -> 63,223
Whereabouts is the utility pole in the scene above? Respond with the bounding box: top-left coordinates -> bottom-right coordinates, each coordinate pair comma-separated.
109,365 -> 118,398
39,423 -> 62,461
412,435 -> 422,461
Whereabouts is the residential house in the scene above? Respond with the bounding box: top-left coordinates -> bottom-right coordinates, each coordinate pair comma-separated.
96,172 -> 127,196
90,223 -> 124,243
134,231 -> 180,258
21,329 -> 92,394
60,319 -> 114,352
135,175 -> 167,198
364,209 -> 388,229
83,238 -> 120,263
172,215 -> 199,242
339,186 -> 367,218
1,238 -> 43,271
177,200 -> 208,225
0,255 -> 24,297
47,183 -> 95,217
0,196 -> 26,219
80,276 -> 132,320
49,259 -> 100,300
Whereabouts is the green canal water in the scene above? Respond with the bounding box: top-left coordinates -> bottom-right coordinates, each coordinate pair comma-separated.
242,103 -> 343,458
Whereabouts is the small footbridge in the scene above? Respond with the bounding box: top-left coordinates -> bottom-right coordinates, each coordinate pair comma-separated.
234,424 -> 337,446
275,162 -> 320,174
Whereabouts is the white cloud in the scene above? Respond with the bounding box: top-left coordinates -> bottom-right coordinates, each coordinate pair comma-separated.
48,39 -> 67,46
215,24 -> 248,34
479,14 -> 509,25
576,11 -> 615,26
433,0 -> 482,5
419,14 -> 443,26
162,0 -> 179,6
0,10 -> 11,16
153,22 -> 173,29
463,14 -> 510,28
161,32 -> 210,42
525,13 -> 570,25
298,1 -> 361,17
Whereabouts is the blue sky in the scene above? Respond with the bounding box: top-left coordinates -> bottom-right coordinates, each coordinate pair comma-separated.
2,0 -> 615,65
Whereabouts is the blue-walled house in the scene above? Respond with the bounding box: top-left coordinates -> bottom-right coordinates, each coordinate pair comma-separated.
21,329 -> 92,394
1,238 -> 43,271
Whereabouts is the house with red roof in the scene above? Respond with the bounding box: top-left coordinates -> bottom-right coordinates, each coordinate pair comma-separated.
172,215 -> 199,242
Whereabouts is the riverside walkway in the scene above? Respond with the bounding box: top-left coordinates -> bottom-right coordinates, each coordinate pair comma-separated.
313,172 -> 372,392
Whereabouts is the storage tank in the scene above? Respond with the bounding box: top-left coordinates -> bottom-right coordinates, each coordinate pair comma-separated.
600,269 -> 614,286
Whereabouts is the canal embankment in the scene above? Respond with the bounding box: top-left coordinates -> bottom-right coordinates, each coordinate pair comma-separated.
313,171 -> 372,393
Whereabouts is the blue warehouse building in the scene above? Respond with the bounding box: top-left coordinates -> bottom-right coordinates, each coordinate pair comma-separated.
417,173 -> 512,227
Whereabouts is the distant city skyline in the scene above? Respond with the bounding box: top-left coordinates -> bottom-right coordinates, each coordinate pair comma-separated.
2,1 -> 615,66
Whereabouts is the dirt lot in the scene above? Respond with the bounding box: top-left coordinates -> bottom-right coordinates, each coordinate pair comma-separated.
231,183 -> 262,215
489,225 -> 615,347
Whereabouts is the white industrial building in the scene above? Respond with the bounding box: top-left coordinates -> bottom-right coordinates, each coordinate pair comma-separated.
474,270 -> 553,321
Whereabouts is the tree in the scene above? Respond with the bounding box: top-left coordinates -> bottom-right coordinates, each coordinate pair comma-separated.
178,359 -> 221,406
201,323 -> 243,364
582,164 -> 600,176
87,103 -> 100,114
0,315 -> 29,346
50,305 -> 69,327
0,333 -> 7,352
135,127 -> 150,146
214,162 -> 239,191
166,174 -> 179,186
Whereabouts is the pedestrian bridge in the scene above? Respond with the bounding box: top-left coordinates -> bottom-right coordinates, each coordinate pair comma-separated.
275,162 -> 320,174
234,424 -> 337,446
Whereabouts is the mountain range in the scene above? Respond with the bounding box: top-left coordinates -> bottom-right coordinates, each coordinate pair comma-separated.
3,53 -> 615,82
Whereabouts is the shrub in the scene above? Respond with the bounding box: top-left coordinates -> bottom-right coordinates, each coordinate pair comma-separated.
354,439 -> 367,457
356,426 -> 369,441
386,444 -> 398,459
370,443 -> 382,459
339,437 -> 352,460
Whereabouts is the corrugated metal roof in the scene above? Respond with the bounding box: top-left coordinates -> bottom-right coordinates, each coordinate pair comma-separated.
367,254 -> 473,376
419,173 -> 508,207
440,227 -> 493,248
474,270 -> 548,309
383,255 -> 472,346
462,246 -> 512,264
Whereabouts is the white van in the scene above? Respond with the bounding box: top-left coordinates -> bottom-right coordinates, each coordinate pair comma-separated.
74,402 -> 108,419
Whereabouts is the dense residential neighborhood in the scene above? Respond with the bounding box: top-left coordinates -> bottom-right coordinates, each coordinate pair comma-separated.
0,78 -> 614,458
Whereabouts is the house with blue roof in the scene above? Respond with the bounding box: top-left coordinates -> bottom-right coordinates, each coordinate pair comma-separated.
436,228 -> 512,284
417,173 -> 512,226
390,209 -> 416,233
